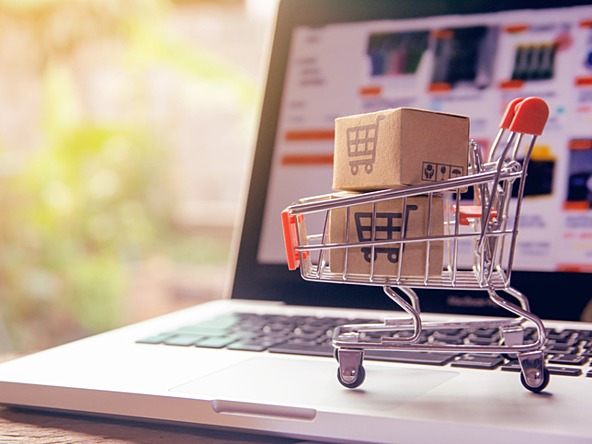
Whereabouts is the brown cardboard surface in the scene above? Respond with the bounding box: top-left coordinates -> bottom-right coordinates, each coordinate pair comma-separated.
333,108 -> 469,191
329,195 -> 444,278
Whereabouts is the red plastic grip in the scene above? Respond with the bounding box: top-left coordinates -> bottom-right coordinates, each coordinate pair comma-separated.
499,97 -> 524,130
453,205 -> 497,226
282,209 -> 300,270
508,97 -> 549,136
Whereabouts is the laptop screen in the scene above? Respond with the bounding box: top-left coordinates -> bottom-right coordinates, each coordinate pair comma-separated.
232,0 -> 592,322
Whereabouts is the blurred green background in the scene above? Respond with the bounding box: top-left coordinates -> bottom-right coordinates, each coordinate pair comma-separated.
0,0 -> 272,352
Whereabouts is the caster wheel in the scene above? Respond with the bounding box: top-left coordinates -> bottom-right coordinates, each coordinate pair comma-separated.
337,365 -> 366,389
521,367 -> 550,393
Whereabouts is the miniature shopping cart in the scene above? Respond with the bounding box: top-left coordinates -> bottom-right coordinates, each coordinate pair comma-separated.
282,97 -> 551,392
347,115 -> 384,175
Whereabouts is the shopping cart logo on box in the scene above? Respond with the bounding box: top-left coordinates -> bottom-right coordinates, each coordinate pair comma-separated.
347,115 -> 384,175
354,205 -> 418,264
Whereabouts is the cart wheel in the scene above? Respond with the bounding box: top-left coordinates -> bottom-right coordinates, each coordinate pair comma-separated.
365,164 -> 373,174
337,365 -> 366,389
520,367 -> 550,393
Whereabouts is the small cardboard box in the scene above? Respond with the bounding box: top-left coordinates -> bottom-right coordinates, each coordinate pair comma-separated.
329,195 -> 444,277
333,107 -> 469,191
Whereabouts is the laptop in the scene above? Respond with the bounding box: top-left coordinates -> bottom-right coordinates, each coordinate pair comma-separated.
1,0 -> 592,442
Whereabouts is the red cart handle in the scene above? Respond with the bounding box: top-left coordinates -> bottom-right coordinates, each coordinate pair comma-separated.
282,209 -> 300,270
509,97 -> 549,136
453,204 -> 498,226
499,97 -> 524,130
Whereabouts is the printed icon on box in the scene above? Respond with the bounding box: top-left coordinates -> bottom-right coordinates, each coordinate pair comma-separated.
423,162 -> 464,181
450,166 -> 464,179
354,205 -> 418,264
437,165 -> 451,181
423,162 -> 436,180
347,115 -> 384,175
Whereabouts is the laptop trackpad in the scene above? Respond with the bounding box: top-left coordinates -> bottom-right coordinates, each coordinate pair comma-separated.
171,357 -> 458,413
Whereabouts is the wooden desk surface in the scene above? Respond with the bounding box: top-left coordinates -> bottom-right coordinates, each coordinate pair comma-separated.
0,353 -> 300,444
0,406 -> 300,443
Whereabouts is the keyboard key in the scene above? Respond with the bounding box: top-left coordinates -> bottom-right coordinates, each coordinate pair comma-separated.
430,330 -> 467,345
467,336 -> 499,346
582,349 -> 592,358
227,341 -> 270,352
547,330 -> 576,343
469,327 -> 499,338
577,330 -> 592,342
136,333 -> 174,344
548,354 -> 588,366
546,343 -> 578,354
501,363 -> 582,376
501,363 -> 582,377
451,354 -> 504,370
548,366 -> 583,377
194,337 -> 237,349
164,334 -> 204,346
500,363 -> 522,372
365,350 -> 457,366
268,342 -> 335,357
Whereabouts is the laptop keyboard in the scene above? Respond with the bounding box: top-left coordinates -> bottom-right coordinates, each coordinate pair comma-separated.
137,312 -> 592,378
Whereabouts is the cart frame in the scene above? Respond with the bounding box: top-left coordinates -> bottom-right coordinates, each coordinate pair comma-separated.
282,97 -> 551,392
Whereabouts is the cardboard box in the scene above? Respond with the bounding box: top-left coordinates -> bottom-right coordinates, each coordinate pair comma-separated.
333,107 -> 469,191
329,195 -> 444,277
